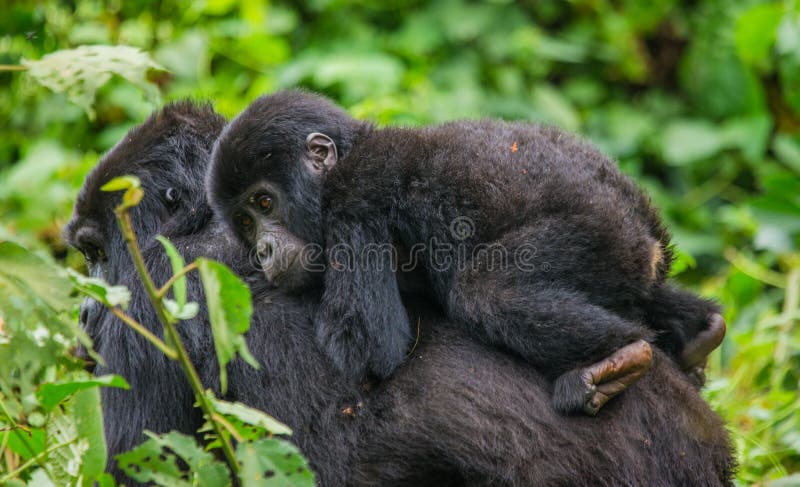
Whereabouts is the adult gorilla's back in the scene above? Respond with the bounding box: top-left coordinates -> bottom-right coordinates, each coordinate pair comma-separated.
67,102 -> 734,486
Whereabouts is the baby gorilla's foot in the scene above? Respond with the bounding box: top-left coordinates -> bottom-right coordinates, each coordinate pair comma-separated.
553,340 -> 653,416
680,313 -> 726,387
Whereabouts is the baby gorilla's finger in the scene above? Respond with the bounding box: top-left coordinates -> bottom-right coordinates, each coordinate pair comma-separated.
681,313 -> 726,370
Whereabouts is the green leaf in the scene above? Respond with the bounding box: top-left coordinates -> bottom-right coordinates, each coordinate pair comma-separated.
661,120 -> 723,165
156,236 -> 188,307
163,299 -> 200,321
237,438 -> 315,487
718,114 -> 772,163
116,431 -> 229,487
0,242 -> 78,312
735,3 -> 784,69
67,269 -> 131,309
46,409 -> 86,484
37,375 -> 129,411
21,45 -> 165,119
5,428 -> 46,460
101,175 -> 144,210
773,134 -> 800,174
207,394 -> 292,436
196,258 -> 258,394
100,175 -> 140,192
73,388 -> 108,486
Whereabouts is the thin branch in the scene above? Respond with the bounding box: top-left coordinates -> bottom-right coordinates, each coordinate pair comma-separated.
109,307 -> 177,360
156,261 -> 198,299
724,248 -> 787,288
211,413 -> 244,443
0,65 -> 28,71
115,210 -> 240,474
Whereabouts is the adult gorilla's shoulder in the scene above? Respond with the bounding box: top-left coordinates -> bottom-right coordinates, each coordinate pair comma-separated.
66,101 -> 735,486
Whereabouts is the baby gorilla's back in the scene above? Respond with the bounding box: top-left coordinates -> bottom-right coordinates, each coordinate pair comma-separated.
321,118 -> 722,414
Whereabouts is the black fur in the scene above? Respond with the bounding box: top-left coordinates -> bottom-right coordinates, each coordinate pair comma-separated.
66,102 -> 734,485
207,90 -> 721,412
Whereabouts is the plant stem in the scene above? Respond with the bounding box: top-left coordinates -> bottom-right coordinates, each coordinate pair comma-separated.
0,65 -> 28,71
724,248 -> 787,288
109,307 -> 177,359
115,210 -> 240,474
156,261 -> 198,299
774,268 -> 800,365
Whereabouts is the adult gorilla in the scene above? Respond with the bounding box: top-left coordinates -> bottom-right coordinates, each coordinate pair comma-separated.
64,102 -> 734,486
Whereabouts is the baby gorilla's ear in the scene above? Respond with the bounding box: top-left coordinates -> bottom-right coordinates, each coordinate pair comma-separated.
305,132 -> 338,174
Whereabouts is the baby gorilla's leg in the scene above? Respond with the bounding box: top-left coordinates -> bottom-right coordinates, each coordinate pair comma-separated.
447,263 -> 654,415
643,285 -> 725,386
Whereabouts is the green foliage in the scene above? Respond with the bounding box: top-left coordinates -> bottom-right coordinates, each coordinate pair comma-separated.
236,438 -> 314,487
0,242 -> 121,485
116,431 -> 229,486
197,258 -> 259,394
1,0 -> 799,483
21,45 -> 164,119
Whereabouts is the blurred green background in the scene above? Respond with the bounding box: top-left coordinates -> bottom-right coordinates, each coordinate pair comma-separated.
1,0 -> 799,483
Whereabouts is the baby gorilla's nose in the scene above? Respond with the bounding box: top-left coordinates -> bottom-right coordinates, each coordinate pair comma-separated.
257,240 -> 273,262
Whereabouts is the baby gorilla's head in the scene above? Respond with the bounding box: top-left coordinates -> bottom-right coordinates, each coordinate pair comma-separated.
207,90 -> 363,289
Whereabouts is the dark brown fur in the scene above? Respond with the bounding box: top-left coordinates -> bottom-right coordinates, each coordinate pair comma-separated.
66,102 -> 735,485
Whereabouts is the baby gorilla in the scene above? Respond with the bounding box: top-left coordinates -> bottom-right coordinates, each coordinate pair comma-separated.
208,90 -> 725,415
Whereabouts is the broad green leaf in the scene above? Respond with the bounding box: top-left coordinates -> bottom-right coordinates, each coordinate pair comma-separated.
156,236 -> 188,307
0,242 -> 78,312
718,115 -> 772,163
237,438 -> 315,487
196,258 -> 258,394
73,388 -> 108,485
207,394 -> 292,436
5,428 -> 46,460
661,120 -> 723,165
67,269 -> 131,309
22,45 -> 165,119
37,375 -> 129,411
735,3 -> 783,69
116,436 -> 189,487
46,409 -> 87,484
116,431 -> 229,487
95,473 -> 117,487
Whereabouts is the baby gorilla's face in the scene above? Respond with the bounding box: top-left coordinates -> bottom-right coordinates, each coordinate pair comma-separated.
229,180 -> 319,290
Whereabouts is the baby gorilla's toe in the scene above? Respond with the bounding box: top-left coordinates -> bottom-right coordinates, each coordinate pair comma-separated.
553,340 -> 654,416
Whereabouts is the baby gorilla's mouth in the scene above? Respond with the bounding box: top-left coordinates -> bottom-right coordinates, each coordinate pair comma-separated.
262,251 -> 300,286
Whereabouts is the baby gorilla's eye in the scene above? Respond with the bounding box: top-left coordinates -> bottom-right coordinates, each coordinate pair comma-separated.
239,213 -> 253,228
257,195 -> 273,213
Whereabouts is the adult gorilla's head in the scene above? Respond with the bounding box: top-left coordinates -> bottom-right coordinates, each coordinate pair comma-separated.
63,103 -> 226,336
65,101 -> 735,486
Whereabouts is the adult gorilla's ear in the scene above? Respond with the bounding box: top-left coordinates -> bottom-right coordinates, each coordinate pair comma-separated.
305,132 -> 338,174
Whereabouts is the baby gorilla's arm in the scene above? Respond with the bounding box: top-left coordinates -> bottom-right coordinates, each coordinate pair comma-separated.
315,217 -> 413,381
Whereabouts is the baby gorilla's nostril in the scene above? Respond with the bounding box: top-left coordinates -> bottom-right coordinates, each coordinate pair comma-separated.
258,242 -> 273,262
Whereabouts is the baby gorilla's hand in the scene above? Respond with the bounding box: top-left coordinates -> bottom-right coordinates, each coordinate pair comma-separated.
315,308 -> 370,382
315,296 -> 411,382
